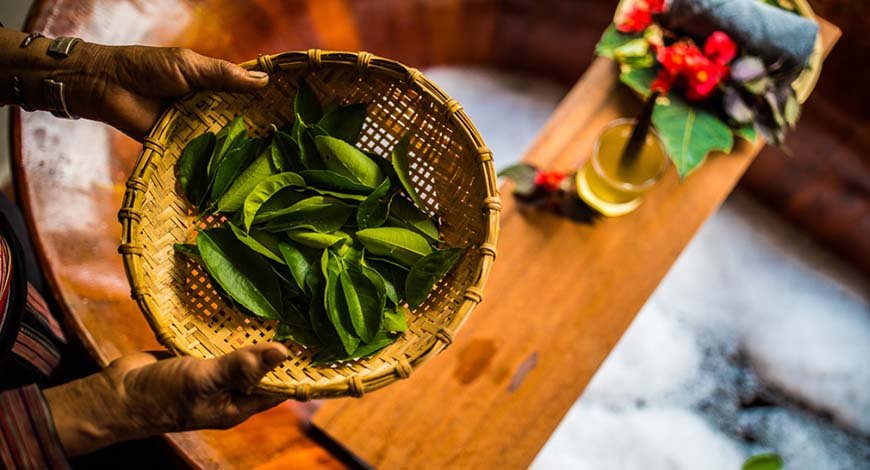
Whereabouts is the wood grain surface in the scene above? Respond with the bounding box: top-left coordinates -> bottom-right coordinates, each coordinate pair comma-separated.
311,20 -> 840,470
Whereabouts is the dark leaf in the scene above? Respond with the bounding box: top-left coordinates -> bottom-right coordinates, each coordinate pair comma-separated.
390,135 -> 427,210
178,132 -> 215,206
216,151 -> 277,213
357,178 -> 396,229
498,163 -> 539,197
405,248 -> 464,308
242,172 -> 307,230
210,137 -> 260,203
387,197 -> 440,242
317,103 -> 368,144
294,78 -> 322,126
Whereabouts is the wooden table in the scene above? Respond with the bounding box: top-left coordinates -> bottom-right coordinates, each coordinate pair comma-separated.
11,1 -> 838,468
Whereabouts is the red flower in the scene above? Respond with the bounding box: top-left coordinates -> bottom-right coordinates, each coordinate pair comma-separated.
657,40 -> 705,75
617,5 -> 653,33
534,170 -> 567,192
646,0 -> 667,14
685,59 -> 727,101
703,31 -> 737,65
651,70 -> 675,94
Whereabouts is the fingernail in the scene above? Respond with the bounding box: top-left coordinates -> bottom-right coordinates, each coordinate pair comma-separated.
247,71 -> 268,80
263,347 -> 287,368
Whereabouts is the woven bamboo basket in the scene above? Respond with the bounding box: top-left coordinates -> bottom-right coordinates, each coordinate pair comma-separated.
118,50 -> 500,400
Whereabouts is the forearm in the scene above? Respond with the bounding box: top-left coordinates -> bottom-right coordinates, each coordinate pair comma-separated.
42,372 -> 136,458
0,27 -> 111,116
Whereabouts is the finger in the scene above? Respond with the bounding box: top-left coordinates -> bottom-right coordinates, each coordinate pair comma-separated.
180,50 -> 269,93
211,343 -> 290,391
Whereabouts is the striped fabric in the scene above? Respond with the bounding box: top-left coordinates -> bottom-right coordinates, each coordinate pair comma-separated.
0,227 -> 70,468
0,385 -> 69,469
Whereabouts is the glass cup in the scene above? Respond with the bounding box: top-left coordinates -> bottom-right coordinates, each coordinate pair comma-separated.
576,118 -> 669,216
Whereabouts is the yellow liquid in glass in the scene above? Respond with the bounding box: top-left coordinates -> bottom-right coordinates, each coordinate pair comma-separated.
585,123 -> 667,204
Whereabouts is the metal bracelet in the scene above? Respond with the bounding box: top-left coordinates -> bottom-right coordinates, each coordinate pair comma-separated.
20,32 -> 45,48
10,76 -> 34,112
46,36 -> 82,58
42,78 -> 78,120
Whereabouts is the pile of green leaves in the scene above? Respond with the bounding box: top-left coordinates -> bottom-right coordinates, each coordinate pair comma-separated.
596,21 -> 802,176
173,80 -> 463,363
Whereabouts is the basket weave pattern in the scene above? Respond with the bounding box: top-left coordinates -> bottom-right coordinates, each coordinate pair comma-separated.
118,50 -> 500,399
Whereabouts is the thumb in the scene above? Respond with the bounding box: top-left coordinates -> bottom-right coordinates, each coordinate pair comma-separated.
181,50 -> 270,93
212,343 -> 290,391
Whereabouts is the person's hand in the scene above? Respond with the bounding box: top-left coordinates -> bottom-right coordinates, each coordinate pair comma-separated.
58,43 -> 269,140
43,343 -> 290,457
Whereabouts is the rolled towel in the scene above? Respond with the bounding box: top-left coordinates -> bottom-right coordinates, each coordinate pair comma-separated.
662,0 -> 818,70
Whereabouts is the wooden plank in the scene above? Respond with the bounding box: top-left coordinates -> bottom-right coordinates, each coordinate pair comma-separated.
312,19 -> 840,470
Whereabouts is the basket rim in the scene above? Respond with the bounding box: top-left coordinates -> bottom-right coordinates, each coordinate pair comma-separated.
118,49 -> 501,400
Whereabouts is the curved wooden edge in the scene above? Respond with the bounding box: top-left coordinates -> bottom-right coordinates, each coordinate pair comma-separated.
118,49 -> 500,400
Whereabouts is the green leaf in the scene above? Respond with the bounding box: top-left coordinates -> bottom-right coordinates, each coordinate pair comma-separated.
210,137 -> 260,203
196,228 -> 282,320
356,227 -> 433,267
273,322 -> 319,347
323,253 -> 360,354
299,170 -> 374,194
742,453 -> 783,470
613,39 -> 654,68
652,95 -> 734,177
285,229 -> 352,250
263,196 -> 354,233
273,129 -> 304,172
216,151 -> 277,213
595,25 -> 641,58
207,116 -> 247,179
365,256 -> 408,303
317,103 -> 368,144
242,172 -> 306,230
173,243 -> 203,265
293,120 -> 325,170
227,221 -> 283,264
294,79 -> 323,126
314,135 -> 385,188
498,163 -> 538,196
390,135 -> 427,210
387,197 -> 440,242
301,186 -> 367,203
405,248 -> 464,308
619,67 -> 657,98
357,178 -> 396,229
350,330 -> 394,358
178,132 -> 216,206
734,124 -> 757,143
383,305 -> 408,332
277,240 -> 316,293
339,265 -> 384,343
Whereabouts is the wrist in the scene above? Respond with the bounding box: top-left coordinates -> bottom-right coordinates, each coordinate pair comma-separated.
42,370 -> 135,457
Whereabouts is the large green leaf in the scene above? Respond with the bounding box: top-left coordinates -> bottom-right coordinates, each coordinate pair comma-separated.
595,25 -> 642,59
216,151 -> 276,213
242,172 -> 307,230
356,178 -> 396,229
652,95 -> 734,177
196,228 -> 282,320
263,196 -> 353,233
619,67 -> 657,98
314,135 -> 384,188
356,227 -> 433,267
390,135 -> 427,210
